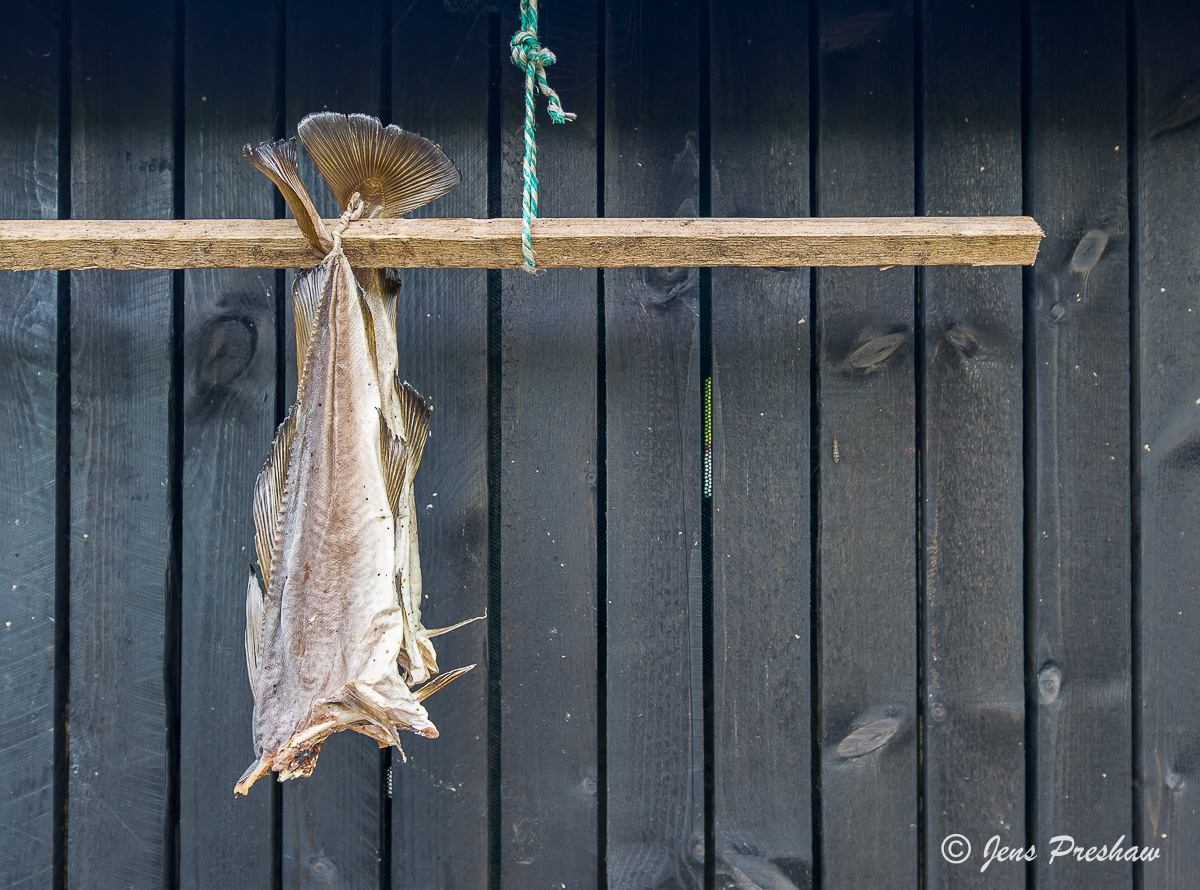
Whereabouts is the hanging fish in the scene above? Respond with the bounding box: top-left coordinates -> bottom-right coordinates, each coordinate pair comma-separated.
235,113 -> 475,795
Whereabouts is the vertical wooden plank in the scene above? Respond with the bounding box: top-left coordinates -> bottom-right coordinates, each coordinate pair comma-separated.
605,0 -> 703,885
815,0 -> 917,885
178,2 -> 278,886
282,1 -> 385,885
500,3 -> 599,887
0,3 -> 59,887
68,0 -> 175,886
1137,1 -> 1200,882
920,2 -> 1025,886
709,1 -> 812,886
1028,1 -> 1131,885
389,5 -> 490,888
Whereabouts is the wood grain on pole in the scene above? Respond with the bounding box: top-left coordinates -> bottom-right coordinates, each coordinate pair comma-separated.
0,216 -> 1042,270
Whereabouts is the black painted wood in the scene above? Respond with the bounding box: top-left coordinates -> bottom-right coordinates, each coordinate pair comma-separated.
1,3 -> 1194,887
709,2 -> 813,886
1136,1 -> 1200,883
281,1 -> 386,886
920,2 -> 1025,886
389,4 -> 491,888
178,1 -> 279,885
500,3 -> 600,887
604,0 -> 704,887
1027,1 -> 1132,886
814,1 -> 918,885
0,3 -> 59,886
67,1 -> 176,886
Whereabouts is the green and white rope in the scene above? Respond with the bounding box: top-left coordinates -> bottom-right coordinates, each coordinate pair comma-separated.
510,0 -> 575,272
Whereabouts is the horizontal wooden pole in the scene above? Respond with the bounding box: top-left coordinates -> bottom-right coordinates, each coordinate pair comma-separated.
0,216 -> 1042,271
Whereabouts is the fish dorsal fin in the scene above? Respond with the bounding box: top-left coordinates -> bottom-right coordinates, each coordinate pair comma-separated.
293,264 -> 332,396
297,112 -> 461,219
252,404 -> 297,595
378,410 -> 408,519
245,569 -> 265,697
394,379 -> 432,483
243,137 -> 330,252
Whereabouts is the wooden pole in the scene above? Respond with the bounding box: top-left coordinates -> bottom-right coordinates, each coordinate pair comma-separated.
0,216 -> 1042,270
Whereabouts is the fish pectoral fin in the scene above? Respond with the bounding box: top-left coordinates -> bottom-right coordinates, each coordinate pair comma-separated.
394,379 -> 432,482
244,569 -> 265,697
412,664 -> 476,702
243,137 -> 330,252
297,112 -> 461,218
379,410 -> 408,519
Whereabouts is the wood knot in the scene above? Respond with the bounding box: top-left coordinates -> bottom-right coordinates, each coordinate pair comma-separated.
1068,229 -> 1108,273
195,314 -> 257,387
642,266 -> 696,306
1037,663 -> 1062,704
845,332 -> 906,371
304,855 -> 340,883
944,325 -> 980,356
836,716 -> 900,758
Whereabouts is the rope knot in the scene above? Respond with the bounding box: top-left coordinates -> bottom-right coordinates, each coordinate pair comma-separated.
510,0 -> 575,272
510,29 -> 553,69
509,29 -> 575,125
323,192 -> 365,265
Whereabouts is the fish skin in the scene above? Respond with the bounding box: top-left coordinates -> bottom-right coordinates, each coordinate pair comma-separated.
355,267 -> 438,684
236,117 -> 468,795
238,255 -> 433,795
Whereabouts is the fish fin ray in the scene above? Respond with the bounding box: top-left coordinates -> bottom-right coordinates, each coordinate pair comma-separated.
293,264 -> 331,394
425,613 -> 486,638
395,378 -> 432,481
413,664 -> 476,702
252,404 -> 297,594
379,410 -> 408,519
340,684 -> 404,749
243,137 -> 330,252
297,112 -> 460,218
245,569 -> 265,696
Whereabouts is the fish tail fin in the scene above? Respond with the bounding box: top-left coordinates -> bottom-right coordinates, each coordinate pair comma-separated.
243,137 -> 330,252
297,112 -> 460,218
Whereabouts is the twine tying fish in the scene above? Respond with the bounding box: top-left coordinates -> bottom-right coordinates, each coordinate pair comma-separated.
510,0 -> 575,272
324,192 -> 365,264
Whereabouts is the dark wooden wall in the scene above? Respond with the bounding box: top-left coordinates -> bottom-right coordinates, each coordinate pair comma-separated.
0,0 -> 1197,887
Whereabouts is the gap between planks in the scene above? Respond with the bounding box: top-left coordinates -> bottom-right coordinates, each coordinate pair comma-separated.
0,216 -> 1042,270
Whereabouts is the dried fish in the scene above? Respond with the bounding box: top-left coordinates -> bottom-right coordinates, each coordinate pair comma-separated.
235,113 -> 475,795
